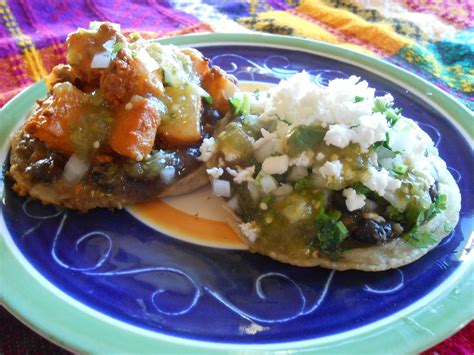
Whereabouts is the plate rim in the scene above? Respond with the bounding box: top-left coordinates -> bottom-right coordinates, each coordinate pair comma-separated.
1,32 -> 473,354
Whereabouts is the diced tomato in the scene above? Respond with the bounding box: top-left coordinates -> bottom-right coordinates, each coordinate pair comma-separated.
201,67 -> 238,115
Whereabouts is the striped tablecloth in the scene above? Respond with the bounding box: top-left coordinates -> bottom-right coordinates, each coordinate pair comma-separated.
0,0 -> 472,353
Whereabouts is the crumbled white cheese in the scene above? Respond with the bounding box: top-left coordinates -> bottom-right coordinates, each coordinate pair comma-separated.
253,128 -> 277,150
362,167 -> 401,196
239,222 -> 260,243
319,160 -> 343,178
289,151 -> 313,167
206,167 -> 223,179
342,188 -> 366,211
260,72 -> 377,128
324,112 -> 389,150
225,153 -> 239,162
324,124 -> 354,148
352,113 -> 390,150
198,137 -> 216,162
262,155 -> 289,175
226,166 -> 255,184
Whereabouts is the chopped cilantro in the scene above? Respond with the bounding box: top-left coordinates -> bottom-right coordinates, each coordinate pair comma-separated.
425,194 -> 447,221
351,182 -> 370,195
386,205 -> 405,223
327,209 -> 342,220
403,230 -> 437,248
294,176 -> 314,192
373,98 -> 388,113
392,164 -> 408,175
311,206 -> 348,256
402,193 -> 447,249
111,42 -> 124,53
371,132 -> 392,150
372,98 -> 400,126
204,95 -> 213,105
385,109 -> 400,125
354,96 -> 364,103
229,94 -> 250,116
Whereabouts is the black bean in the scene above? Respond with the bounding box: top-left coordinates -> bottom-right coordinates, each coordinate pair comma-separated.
25,154 -> 65,182
351,219 -> 396,245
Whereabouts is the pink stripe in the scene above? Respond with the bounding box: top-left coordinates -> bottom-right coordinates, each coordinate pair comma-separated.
401,0 -> 473,27
16,0 -> 66,63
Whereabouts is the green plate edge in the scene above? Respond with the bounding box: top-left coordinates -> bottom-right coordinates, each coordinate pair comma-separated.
0,33 -> 473,354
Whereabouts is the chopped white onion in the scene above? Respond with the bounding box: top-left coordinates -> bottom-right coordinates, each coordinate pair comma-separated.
288,166 -> 308,181
272,183 -> 293,197
379,158 -> 393,170
260,175 -> 278,194
190,83 -> 210,97
226,195 -> 240,211
160,166 -> 176,184
102,38 -> 115,52
63,154 -> 89,183
136,48 -> 160,72
254,141 -> 274,163
247,182 -> 260,202
212,179 -> 231,197
363,199 -> 378,212
90,51 -> 112,69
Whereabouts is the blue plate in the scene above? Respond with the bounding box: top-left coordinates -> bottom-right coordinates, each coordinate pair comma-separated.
1,34 -> 473,353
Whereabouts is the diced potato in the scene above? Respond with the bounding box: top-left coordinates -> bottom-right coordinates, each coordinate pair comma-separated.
24,82 -> 88,155
109,96 -> 162,160
157,86 -> 202,146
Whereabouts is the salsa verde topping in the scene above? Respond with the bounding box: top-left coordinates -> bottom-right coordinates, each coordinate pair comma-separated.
201,73 -> 447,258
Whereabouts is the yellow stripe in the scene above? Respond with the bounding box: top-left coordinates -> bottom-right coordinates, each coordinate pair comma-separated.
0,0 -> 47,81
298,0 -> 412,55
239,11 -> 377,56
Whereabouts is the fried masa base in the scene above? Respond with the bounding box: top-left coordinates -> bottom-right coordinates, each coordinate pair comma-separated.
224,158 -> 461,272
8,130 -> 209,212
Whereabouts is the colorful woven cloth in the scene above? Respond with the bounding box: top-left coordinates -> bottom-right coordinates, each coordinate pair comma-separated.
0,0 -> 472,109
0,0 -> 472,353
